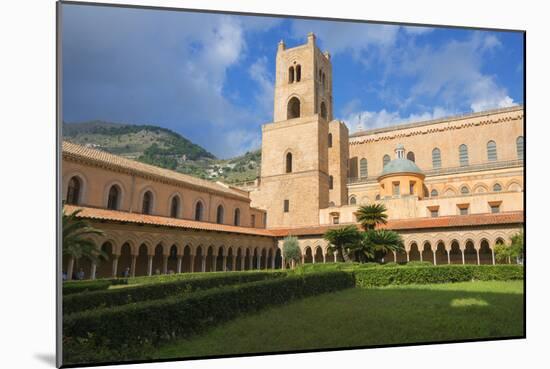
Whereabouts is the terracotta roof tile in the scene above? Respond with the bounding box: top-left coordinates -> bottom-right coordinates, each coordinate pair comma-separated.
268,211 -> 524,237
62,141 -> 250,201
64,205 -> 273,237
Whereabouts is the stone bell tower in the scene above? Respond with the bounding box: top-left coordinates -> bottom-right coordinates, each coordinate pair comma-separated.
252,33 -> 333,228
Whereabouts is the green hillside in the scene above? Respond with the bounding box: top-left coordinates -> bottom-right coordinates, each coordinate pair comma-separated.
62,121 -> 260,183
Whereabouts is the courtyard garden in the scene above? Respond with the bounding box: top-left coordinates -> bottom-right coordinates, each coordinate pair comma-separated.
62,263 -> 524,366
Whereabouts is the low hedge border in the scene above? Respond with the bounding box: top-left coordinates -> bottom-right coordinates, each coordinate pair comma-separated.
354,265 -> 524,287
63,271 -> 285,314
63,280 -> 117,295
63,271 -> 355,351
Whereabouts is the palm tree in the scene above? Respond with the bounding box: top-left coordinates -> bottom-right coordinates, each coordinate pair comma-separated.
356,203 -> 388,231
63,208 -> 107,280
323,225 -> 362,263
356,229 -> 405,262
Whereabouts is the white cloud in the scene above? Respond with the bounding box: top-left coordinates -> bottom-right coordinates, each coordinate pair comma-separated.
248,56 -> 274,120
344,106 -> 452,133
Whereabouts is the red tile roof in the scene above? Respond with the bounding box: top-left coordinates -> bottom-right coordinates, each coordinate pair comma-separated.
268,211 -> 524,237
62,141 -> 250,201
64,205 -> 274,237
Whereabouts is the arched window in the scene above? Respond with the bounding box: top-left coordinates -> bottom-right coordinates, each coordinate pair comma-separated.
431,189 -> 438,197
375,194 -> 381,201
319,69 -> 322,81
516,136 -> 524,159
459,144 -> 469,166
287,97 -> 300,119
142,191 -> 153,215
195,201 -> 203,221
320,102 -> 327,119
359,158 -> 368,178
349,196 -> 357,205
322,73 -> 326,88
432,148 -> 441,169
234,208 -> 241,226
288,66 -> 294,83
493,183 -> 502,192
170,196 -> 180,218
285,152 -> 293,173
407,151 -> 415,162
383,154 -> 391,167
328,133 -> 333,148
460,186 -> 470,195
216,205 -> 224,224
107,185 -> 120,210
66,176 -> 81,205
295,64 -> 301,82
487,140 -> 497,161
329,175 -> 334,190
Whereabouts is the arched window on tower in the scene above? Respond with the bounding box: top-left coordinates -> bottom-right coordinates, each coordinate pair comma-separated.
170,196 -> 180,218
142,191 -> 153,215
516,136 -> 524,159
295,64 -> 301,82
234,208 -> 240,226
431,189 -> 439,197
329,175 -> 334,190
287,97 -> 300,119
107,185 -> 120,210
487,140 -> 497,161
66,176 -> 81,205
328,133 -> 333,148
322,73 -> 326,88
349,196 -> 357,205
383,154 -> 391,167
407,151 -> 416,162
285,152 -> 293,173
432,148 -> 441,169
359,158 -> 368,178
320,102 -> 327,119
288,66 -> 294,83
459,144 -> 469,166
195,201 -> 203,221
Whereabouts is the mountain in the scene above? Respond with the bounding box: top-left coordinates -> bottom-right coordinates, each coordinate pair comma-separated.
62,120 -> 260,183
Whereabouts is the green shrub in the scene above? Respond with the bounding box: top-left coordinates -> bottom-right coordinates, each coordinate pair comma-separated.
63,271 -> 355,353
354,265 -> 523,287
405,261 -> 433,267
380,262 -> 399,268
63,272 -> 285,314
63,280 -> 114,295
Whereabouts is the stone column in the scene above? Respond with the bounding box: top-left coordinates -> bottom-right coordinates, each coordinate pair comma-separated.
447,250 -> 451,264
312,254 -> 316,264
301,255 -> 305,265
212,255 -> 217,272
433,251 -> 437,265
476,249 -> 480,265
90,262 -> 97,280
334,253 -> 337,263
491,249 -> 496,265
271,255 -> 276,269
201,256 -> 206,272
162,255 -> 168,274
419,251 -> 423,262
323,253 -> 326,264
461,249 -> 465,265
257,255 -> 261,270
147,255 -> 153,276
249,255 -> 253,270
222,256 -> 227,272
177,256 -> 183,273
190,255 -> 195,273
406,251 -> 410,262
392,251 -> 397,263
231,255 -> 237,271
130,255 -> 137,277
281,256 -> 286,270
112,256 -> 119,278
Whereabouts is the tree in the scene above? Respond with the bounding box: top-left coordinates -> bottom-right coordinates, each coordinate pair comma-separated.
282,236 -> 301,269
355,229 -> 405,262
323,225 -> 362,262
494,230 -> 524,264
63,208 -> 107,280
355,203 -> 388,231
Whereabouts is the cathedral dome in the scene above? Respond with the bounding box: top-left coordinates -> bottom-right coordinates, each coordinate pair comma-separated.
379,158 -> 424,178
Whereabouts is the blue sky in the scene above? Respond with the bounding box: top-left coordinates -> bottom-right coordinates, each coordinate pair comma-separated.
62,4 -> 524,158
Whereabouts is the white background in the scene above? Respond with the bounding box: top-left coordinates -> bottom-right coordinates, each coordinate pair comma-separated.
0,0 -> 547,368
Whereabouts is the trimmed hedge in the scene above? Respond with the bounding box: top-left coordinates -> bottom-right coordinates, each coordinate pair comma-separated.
63,271 -> 285,314
354,265 -> 524,287
63,280 -> 114,295
63,271 -> 355,349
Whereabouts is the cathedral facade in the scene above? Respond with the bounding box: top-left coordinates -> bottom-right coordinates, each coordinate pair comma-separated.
61,34 -> 524,279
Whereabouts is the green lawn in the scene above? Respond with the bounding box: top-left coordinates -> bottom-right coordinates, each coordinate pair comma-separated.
147,280 -> 524,360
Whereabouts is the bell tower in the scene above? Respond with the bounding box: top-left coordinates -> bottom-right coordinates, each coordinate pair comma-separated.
251,33 -> 333,228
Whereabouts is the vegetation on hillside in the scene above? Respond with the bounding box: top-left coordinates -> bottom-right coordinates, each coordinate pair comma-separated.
62,121 -> 261,183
